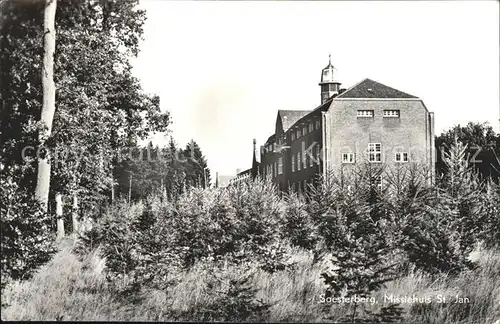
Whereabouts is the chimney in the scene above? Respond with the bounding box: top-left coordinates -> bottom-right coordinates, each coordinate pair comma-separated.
215,172 -> 219,188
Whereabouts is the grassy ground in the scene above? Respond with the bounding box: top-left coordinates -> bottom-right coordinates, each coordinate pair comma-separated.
2,238 -> 499,322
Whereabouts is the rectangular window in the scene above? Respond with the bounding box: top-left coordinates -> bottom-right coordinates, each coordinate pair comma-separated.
384,110 -> 400,118
297,152 -> 301,170
309,123 -> 314,132
291,132 -> 295,141
342,153 -> 355,163
308,150 -> 313,167
368,143 -> 382,162
374,175 -> 382,190
315,145 -> 321,164
303,127 -> 307,136
357,110 -> 374,118
395,152 -> 409,162
297,129 -> 301,139
278,157 -> 283,175
315,120 -> 321,130
292,154 -> 295,172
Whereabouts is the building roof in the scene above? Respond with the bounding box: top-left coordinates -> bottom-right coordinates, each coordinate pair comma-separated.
336,78 -> 418,99
278,110 -> 311,131
265,134 -> 275,145
237,168 -> 252,176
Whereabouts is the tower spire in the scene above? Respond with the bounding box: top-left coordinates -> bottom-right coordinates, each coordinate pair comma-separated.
251,138 -> 259,179
329,53 -> 331,65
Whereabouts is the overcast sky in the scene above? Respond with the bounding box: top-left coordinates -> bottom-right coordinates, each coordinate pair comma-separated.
132,0 -> 499,178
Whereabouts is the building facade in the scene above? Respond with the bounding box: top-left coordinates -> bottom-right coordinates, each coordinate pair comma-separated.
259,57 -> 435,192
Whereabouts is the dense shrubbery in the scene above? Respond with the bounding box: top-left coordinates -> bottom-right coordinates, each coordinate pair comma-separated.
74,179 -> 291,295
68,142 -> 500,322
4,140 -> 499,322
1,169 -> 56,290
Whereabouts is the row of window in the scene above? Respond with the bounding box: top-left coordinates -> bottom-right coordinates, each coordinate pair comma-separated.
291,120 -> 321,141
291,146 -> 320,172
357,110 -> 400,118
264,120 -> 321,154
265,157 -> 284,177
265,110 -> 400,154
264,147 -> 321,178
264,144 -> 409,177
291,179 -> 310,193
341,144 -> 409,163
341,152 -> 409,163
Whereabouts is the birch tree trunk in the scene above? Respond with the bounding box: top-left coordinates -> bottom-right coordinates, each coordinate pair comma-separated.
72,194 -> 78,234
56,193 -> 65,240
35,0 -> 57,211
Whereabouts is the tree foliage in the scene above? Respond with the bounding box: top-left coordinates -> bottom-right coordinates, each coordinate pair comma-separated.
436,122 -> 500,183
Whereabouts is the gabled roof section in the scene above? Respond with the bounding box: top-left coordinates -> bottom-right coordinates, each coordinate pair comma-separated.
265,134 -> 276,144
336,78 -> 418,99
278,110 -> 311,132
312,96 -> 335,113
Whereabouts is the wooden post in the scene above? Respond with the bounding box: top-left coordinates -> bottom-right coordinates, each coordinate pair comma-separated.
128,174 -> 132,204
72,194 -> 78,234
56,193 -> 65,240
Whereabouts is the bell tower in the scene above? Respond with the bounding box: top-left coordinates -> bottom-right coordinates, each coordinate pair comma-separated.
319,54 -> 341,104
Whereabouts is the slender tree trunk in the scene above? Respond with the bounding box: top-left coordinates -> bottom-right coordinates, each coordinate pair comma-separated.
56,193 -> 64,239
111,181 -> 115,203
72,194 -> 78,234
128,174 -> 132,204
35,0 -> 57,211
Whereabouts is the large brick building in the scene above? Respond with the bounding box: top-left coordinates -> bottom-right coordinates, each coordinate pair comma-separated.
257,57 -> 435,191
